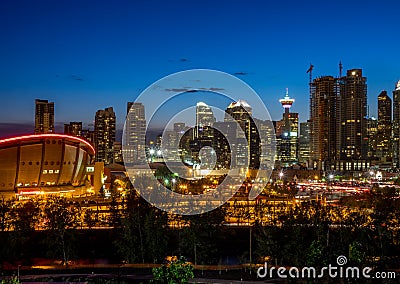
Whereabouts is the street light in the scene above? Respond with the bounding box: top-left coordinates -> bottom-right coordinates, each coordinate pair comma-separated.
328,174 -> 334,192
369,171 -> 375,181
171,178 -> 176,191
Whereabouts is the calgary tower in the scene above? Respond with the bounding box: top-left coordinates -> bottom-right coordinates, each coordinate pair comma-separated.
279,88 -> 295,115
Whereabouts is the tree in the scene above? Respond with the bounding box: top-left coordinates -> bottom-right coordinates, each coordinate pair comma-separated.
152,256 -> 194,284
108,186 -> 123,229
115,190 -> 150,263
154,166 -> 173,180
0,198 -> 13,232
42,196 -> 79,265
306,239 -> 327,267
11,199 -> 40,233
178,207 -> 226,264
0,198 -> 13,263
83,208 -> 96,229
0,276 -> 20,284
255,226 -> 280,266
10,198 -> 41,261
116,211 -> 141,263
349,241 -> 366,265
144,209 -> 169,263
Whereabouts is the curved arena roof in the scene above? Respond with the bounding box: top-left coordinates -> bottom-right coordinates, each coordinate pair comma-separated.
0,134 -> 95,197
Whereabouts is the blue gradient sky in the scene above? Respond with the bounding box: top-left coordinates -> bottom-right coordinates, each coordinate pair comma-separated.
1,0 -> 400,135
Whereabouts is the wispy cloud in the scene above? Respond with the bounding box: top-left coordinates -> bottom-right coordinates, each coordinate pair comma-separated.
168,58 -> 190,63
164,87 -> 224,92
233,72 -> 248,76
71,74 -> 84,81
164,88 -> 190,92
209,87 -> 224,91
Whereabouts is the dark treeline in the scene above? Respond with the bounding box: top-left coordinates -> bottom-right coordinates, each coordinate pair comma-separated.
0,186 -> 400,270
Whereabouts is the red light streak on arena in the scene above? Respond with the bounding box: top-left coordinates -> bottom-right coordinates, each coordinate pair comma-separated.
0,134 -> 95,154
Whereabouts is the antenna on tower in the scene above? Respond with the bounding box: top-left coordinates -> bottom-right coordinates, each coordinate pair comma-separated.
286,87 -> 289,97
339,60 -> 343,78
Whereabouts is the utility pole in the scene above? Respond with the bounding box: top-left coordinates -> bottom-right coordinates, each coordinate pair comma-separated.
194,243 -> 197,266
249,226 -> 252,274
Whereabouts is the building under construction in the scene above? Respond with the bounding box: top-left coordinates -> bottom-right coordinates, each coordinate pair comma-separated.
309,67 -> 369,172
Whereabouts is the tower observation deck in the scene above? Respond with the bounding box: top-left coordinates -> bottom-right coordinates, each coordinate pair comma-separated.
279,88 -> 295,113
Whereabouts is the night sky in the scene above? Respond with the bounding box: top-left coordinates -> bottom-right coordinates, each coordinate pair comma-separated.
1,0 -> 400,137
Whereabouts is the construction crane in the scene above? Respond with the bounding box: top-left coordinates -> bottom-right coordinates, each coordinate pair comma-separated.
306,63 -> 314,85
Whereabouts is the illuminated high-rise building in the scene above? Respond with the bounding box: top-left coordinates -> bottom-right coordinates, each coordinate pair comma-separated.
309,76 -> 339,170
213,121 -> 238,169
309,67 -> 369,172
277,89 -> 298,167
82,128 -> 95,145
174,123 -> 192,164
298,121 -> 311,167
225,100 -> 260,169
124,102 -> 146,165
338,69 -> 368,171
392,81 -> 400,167
310,64 -> 370,172
366,116 -> 378,162
162,123 -> 189,163
195,102 -> 215,139
95,107 -> 116,165
257,119 -> 276,170
113,142 -> 123,163
34,99 -> 54,134
64,121 -> 82,137
376,91 -> 392,166
162,130 -> 179,162
174,122 -> 187,133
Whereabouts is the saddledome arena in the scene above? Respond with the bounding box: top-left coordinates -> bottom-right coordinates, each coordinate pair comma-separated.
0,134 -> 95,199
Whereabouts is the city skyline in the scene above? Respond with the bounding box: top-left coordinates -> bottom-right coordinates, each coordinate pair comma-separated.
1,73 -> 399,140
14,68 -> 397,170
2,1 -> 400,278
1,0 -> 400,137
